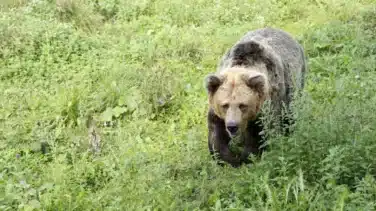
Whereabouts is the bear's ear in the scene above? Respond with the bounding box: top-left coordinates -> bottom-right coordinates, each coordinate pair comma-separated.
243,73 -> 266,94
204,74 -> 224,94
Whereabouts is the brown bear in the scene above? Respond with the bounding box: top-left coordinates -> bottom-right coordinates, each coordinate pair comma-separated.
204,27 -> 307,167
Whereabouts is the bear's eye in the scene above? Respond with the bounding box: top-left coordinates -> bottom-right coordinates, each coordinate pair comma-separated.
222,103 -> 229,109
239,104 -> 248,110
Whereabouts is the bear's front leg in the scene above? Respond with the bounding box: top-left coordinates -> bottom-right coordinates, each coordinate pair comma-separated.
208,110 -> 242,167
239,138 -> 259,165
217,141 -> 243,167
239,120 -> 265,164
209,142 -> 243,167
208,128 -> 242,167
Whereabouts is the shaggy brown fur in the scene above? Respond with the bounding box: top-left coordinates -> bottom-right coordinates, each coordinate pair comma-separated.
204,27 -> 307,167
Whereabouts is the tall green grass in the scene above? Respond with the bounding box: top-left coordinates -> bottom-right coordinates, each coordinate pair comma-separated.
1,0 -> 376,210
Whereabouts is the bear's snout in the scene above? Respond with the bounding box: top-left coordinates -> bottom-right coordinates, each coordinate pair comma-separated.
226,121 -> 239,136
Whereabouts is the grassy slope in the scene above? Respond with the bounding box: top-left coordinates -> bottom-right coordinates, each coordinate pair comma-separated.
1,0 -> 376,210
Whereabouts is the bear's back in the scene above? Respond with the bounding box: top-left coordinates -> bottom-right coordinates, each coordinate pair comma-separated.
237,27 -> 305,73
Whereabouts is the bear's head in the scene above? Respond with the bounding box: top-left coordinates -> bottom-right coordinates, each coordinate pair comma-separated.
205,67 -> 270,138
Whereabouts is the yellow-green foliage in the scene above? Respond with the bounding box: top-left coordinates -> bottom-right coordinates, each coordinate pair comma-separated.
1,0 -> 376,210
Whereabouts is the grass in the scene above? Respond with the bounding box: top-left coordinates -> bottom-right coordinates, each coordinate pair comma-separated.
1,0 -> 376,210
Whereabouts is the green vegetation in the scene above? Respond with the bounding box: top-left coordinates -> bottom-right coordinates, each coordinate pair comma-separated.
1,0 -> 376,210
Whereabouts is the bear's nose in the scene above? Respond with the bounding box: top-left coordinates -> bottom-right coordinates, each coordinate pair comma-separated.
226,122 -> 238,134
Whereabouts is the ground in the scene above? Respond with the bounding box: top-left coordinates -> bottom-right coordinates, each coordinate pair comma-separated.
1,0 -> 376,210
